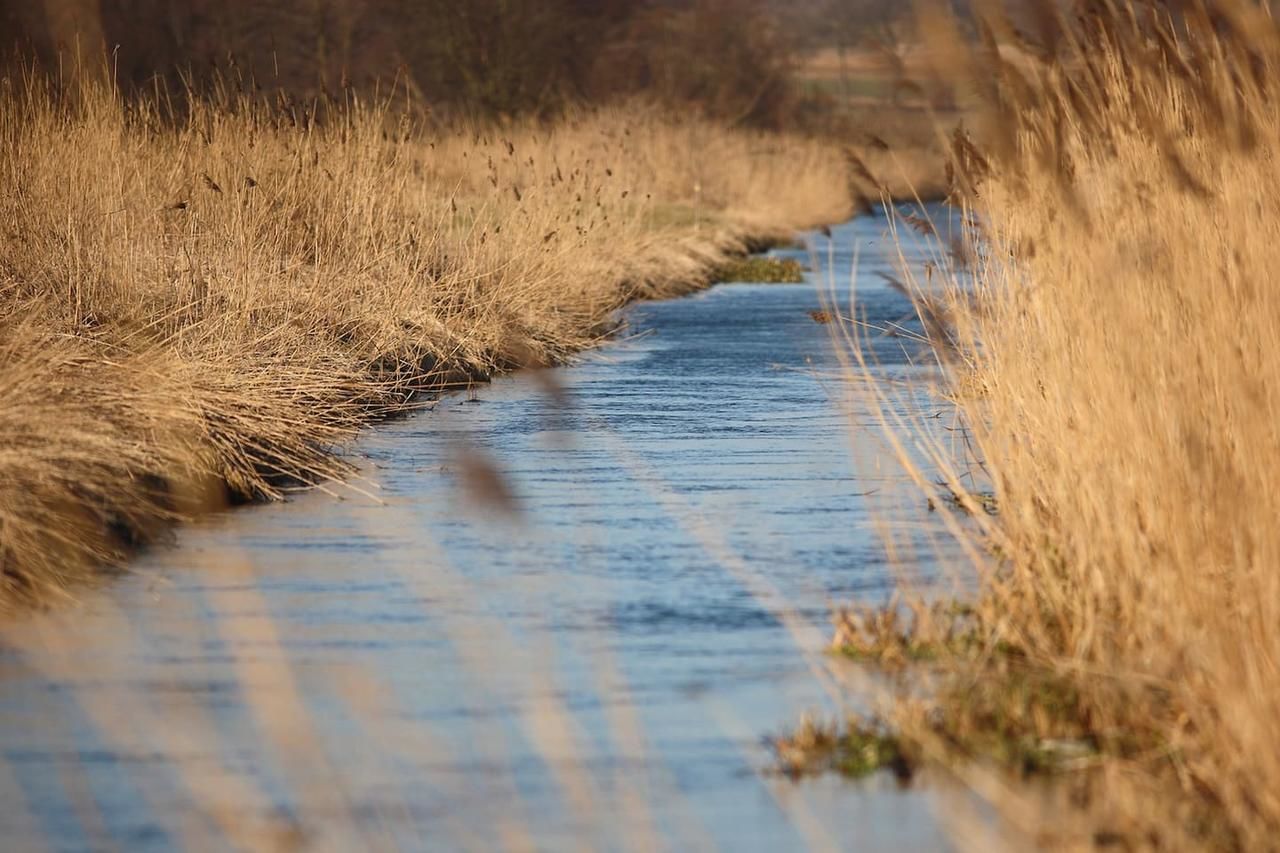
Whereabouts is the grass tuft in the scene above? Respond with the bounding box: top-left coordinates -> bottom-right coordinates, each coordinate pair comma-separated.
769,715 -> 914,782
712,255 -> 806,284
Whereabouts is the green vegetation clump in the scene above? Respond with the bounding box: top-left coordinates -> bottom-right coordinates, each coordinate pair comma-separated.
713,256 -> 806,284
769,716 -> 913,781
816,598 -> 1166,778
927,484 -> 998,516
785,626 -> 1160,781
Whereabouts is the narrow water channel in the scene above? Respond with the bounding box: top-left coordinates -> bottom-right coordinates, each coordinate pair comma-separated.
0,208 -> 965,851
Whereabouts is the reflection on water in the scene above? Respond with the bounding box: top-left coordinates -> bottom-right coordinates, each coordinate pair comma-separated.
0,207 -> 968,851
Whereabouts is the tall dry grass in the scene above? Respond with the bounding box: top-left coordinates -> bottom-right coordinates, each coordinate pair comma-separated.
0,70 -> 866,607
816,0 -> 1280,848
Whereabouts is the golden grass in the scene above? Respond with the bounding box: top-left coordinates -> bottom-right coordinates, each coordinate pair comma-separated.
815,1 -> 1280,847
0,70 -> 878,607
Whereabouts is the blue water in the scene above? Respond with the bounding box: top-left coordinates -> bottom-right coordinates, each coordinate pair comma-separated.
0,207 -> 968,851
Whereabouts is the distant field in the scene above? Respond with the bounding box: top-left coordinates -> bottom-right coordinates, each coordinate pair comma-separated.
795,45 -> 946,107
792,45 -> 967,202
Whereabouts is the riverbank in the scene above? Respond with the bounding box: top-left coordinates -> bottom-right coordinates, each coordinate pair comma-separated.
796,5 -> 1280,848
0,76 -> 946,608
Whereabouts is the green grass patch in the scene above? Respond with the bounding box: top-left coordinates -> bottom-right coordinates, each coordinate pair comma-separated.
807,603 -> 1172,780
713,256 -> 806,284
769,716 -> 915,781
928,484 -> 999,516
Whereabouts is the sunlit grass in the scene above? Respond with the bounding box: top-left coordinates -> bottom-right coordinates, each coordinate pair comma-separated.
0,70 -> 872,607
810,1 -> 1280,847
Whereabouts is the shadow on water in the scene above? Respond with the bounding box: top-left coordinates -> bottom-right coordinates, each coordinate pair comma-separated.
0,204 -> 975,851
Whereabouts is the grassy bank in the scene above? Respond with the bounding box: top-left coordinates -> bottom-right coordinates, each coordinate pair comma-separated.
0,71 -> 953,608
788,2 -> 1280,848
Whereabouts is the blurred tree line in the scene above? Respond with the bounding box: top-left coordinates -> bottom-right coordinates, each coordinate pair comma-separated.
0,0 -> 824,126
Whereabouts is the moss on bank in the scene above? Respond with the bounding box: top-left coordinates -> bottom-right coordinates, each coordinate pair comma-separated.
770,715 -> 915,782
712,255 -> 806,284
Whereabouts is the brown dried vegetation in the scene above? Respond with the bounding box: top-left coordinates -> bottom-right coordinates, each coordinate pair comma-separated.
818,0 -> 1280,847
0,73 -> 856,607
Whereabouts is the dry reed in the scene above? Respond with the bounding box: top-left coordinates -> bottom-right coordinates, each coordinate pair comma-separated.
0,70 -> 863,607
815,1 -> 1280,848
